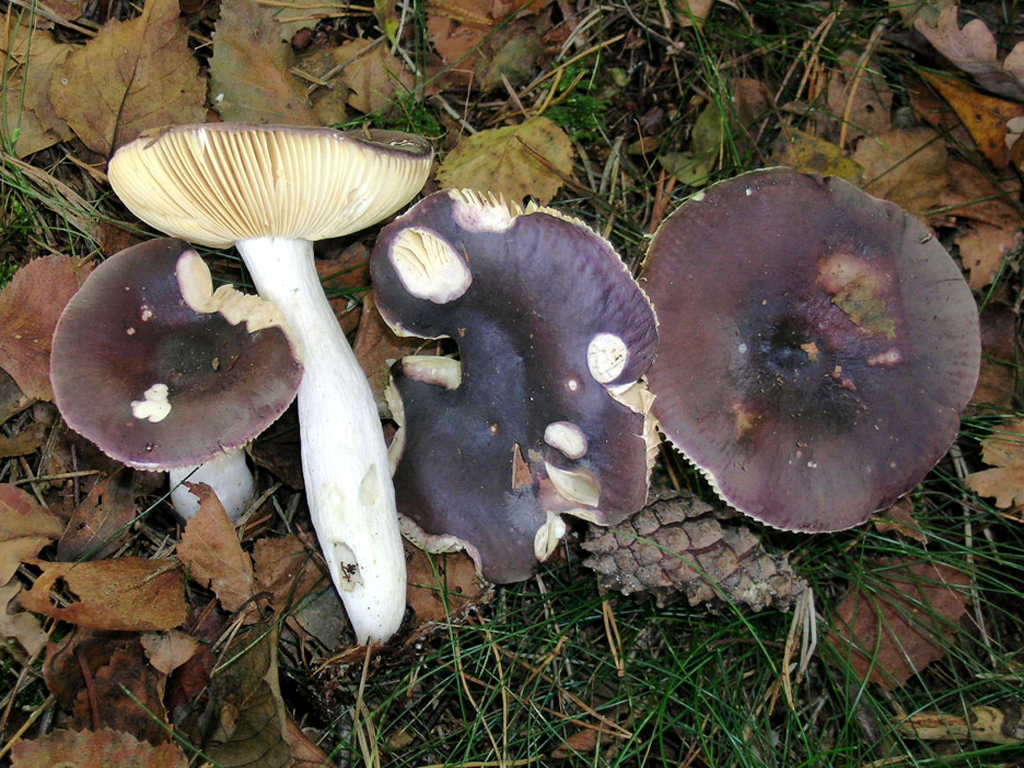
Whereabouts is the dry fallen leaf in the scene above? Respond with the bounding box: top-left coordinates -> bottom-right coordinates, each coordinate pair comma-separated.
965,419 -> 1024,508
140,629 -> 201,675
0,483 -> 65,584
21,556 -> 186,631
825,49 -> 893,144
852,127 -> 951,214
826,559 -> 971,688
0,254 -> 92,402
0,17 -> 75,157
209,0 -> 319,125
0,579 -> 48,656
44,628 -> 176,743
0,422 -> 46,459
437,117 -> 575,204
177,483 -> 255,614
956,221 -> 1019,290
406,541 -> 489,626
11,728 -> 187,768
921,71 -> 1024,168
915,6 -> 1024,102
47,0 -> 206,156
770,129 -> 864,183
335,37 -> 415,114
58,468 -> 138,561
971,303 -> 1019,411
353,291 -> 427,411
252,534 -> 325,614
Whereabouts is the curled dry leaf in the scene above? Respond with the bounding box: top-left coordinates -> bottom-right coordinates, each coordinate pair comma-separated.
47,0 -> 206,156
176,482 -> 255,615
825,558 -> 971,688
0,254 -> 92,402
11,728 -> 187,768
437,116 -> 574,204
0,484 -> 65,584
0,579 -> 48,656
209,0 -> 318,125
0,422 -> 46,458
21,556 -> 186,631
915,6 -> 1024,102
966,419 -> 1024,508
334,37 -> 415,114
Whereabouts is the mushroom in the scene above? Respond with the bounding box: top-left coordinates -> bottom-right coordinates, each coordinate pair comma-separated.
50,238 -> 302,520
370,189 -> 660,583
107,124 -> 433,642
642,167 -> 981,531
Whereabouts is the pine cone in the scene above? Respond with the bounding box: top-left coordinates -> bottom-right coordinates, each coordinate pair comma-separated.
582,489 -> 806,611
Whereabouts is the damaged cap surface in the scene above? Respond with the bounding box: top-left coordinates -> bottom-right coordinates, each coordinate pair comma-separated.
643,167 -> 980,532
371,190 -> 660,583
51,238 -> 302,469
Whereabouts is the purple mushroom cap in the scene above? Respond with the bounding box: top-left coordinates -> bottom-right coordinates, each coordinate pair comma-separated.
51,238 -> 302,470
642,167 -> 981,532
371,190 -> 659,582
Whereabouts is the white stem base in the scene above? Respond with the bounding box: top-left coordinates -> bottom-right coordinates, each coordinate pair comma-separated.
238,237 -> 406,643
169,448 -> 254,520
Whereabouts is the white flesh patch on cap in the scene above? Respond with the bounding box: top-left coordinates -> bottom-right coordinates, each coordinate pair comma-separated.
390,227 -> 472,303
401,355 -> 462,390
449,188 -> 519,232
587,332 -> 629,384
543,421 -> 588,459
534,510 -> 567,562
176,249 -> 291,336
544,461 -> 600,507
131,383 -> 172,423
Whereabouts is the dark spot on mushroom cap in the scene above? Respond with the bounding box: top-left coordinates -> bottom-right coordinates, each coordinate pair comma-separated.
51,238 -> 302,469
643,167 -> 980,532
372,191 -> 659,582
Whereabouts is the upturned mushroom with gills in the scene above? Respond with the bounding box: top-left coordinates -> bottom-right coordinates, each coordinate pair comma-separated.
50,238 -> 302,519
107,124 -> 434,643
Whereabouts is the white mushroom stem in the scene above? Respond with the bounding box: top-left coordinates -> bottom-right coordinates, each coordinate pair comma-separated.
237,237 -> 406,644
169,448 -> 254,521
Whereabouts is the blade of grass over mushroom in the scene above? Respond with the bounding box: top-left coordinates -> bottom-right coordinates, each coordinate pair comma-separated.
371,189 -> 659,582
642,167 -> 981,532
107,123 -> 433,643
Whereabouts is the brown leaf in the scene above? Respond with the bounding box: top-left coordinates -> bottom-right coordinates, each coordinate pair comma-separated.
0,255 -> 92,401
0,368 -> 34,425
965,419 -> 1024,508
252,534 -> 325,614
871,497 -> 928,544
11,728 -> 187,768
915,7 -> 1024,102
317,240 -> 371,336
826,559 -> 971,688
971,303 -> 1019,411
47,0 -> 207,156
44,629 -> 174,742
852,127 -> 951,215
21,557 -> 186,631
956,221 -> 1020,290
202,621 -> 291,768
406,541 -> 489,626
437,117 -> 575,204
58,468 -> 138,561
0,579 -> 48,656
0,484 -> 65,584
0,422 -> 46,458
209,0 -> 318,125
0,17 -> 75,157
921,71 -> 1024,168
335,37 -> 415,114
140,629 -> 201,675
177,483 -> 255,614
825,50 -> 893,144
